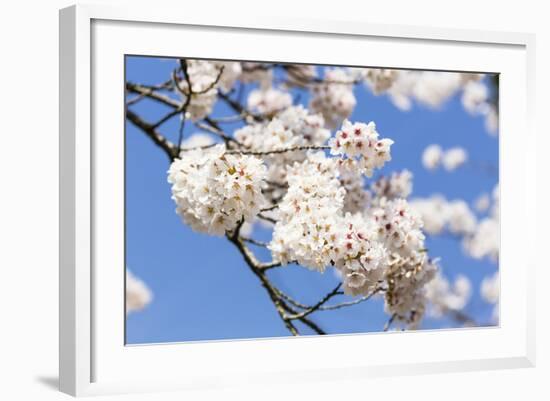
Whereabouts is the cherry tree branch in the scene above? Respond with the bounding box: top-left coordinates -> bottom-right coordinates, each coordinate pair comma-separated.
126,109 -> 178,161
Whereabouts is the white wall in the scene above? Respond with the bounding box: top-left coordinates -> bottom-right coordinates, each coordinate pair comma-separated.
0,0 -> 547,399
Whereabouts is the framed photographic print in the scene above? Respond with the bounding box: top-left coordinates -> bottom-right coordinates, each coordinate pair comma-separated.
59,4 -> 536,397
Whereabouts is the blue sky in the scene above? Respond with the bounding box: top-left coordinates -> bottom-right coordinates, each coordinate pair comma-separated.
125,56 -> 499,344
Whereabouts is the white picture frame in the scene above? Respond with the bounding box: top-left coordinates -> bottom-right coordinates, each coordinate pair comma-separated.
59,3 -> 536,397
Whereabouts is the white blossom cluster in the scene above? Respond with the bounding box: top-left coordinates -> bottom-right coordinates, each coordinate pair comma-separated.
268,154 -> 392,299
363,68 -> 400,94
464,184 -> 500,261
339,169 -> 414,215
480,271 -> 499,323
409,195 -> 477,236
155,61 -> 501,330
235,105 -> 330,185
338,165 -> 412,215
339,166 -> 371,214
370,170 -> 413,201
310,68 -> 357,129
333,213 -> 389,296
248,87 -> 293,116
461,80 -> 499,135
285,64 -> 318,87
178,60 -> 219,121
410,184 -> 499,265
216,61 -> 242,93
269,152 -> 346,270
126,270 -> 153,314
373,199 -> 426,257
425,271 -> 472,317
178,132 -> 215,152
474,193 -> 491,213
269,150 -> 437,327
176,61 -> 497,136
239,62 -> 273,87
383,71 -> 481,111
352,68 -> 498,135
329,120 -> 394,177
422,144 -> 468,171
376,199 -> 437,327
175,60 -> 242,121
167,145 -> 267,236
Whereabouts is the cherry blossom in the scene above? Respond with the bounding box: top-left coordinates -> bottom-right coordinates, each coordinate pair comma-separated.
248,87 -> 292,116
426,271 -> 472,317
481,271 -> 500,323
126,270 -> 153,314
168,145 -> 267,236
330,120 -> 394,177
310,68 -> 356,129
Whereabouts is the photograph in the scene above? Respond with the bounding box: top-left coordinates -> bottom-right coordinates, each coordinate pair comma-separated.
124,56 -> 500,344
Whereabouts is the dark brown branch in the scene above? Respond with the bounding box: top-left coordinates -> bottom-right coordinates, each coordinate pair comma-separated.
152,105 -> 185,129
226,228 -> 299,335
227,224 -> 328,335
126,109 -> 178,161
295,314 -> 326,335
171,69 -> 193,149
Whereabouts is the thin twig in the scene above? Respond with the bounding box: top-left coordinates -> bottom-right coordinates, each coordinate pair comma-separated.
227,145 -> 330,157
287,284 -> 343,320
257,213 -> 278,225
273,288 -> 311,310
319,287 -> 384,311
240,237 -> 269,248
260,204 -> 279,212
